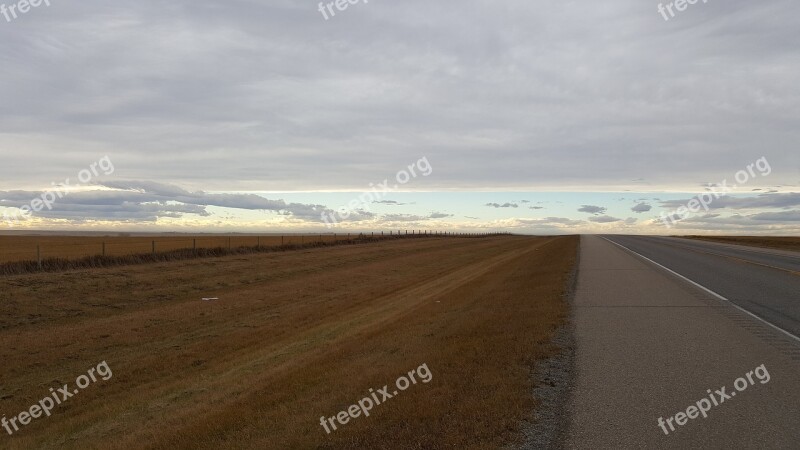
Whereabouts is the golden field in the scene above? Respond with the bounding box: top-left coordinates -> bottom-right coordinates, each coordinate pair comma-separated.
0,235 -> 577,449
0,234 -> 396,264
684,235 -> 800,252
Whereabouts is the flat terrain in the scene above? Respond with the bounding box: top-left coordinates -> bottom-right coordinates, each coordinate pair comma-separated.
567,236 -> 800,448
0,235 -> 577,449
684,235 -> 800,253
0,234 -> 386,264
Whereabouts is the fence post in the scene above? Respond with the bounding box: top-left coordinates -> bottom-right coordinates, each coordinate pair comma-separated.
257,236 -> 260,248
102,242 -> 106,257
193,239 -> 197,255
282,235 -> 284,246
152,240 -> 155,255
228,237 -> 231,250
37,244 -> 42,270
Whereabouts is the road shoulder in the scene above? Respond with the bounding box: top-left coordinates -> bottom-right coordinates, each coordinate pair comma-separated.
566,235 -> 800,449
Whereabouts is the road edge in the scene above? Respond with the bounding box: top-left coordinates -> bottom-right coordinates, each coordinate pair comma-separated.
514,235 -> 581,449
602,236 -> 800,344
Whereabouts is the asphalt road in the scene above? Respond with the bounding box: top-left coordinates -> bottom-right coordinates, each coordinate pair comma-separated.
606,235 -> 800,339
566,235 -> 800,449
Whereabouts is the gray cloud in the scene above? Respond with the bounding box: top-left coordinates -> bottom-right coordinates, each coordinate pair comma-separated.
1,0 -> 799,235
578,205 -> 607,215
486,203 -> 518,208
373,200 -> 407,206
0,181 -> 330,223
428,212 -> 454,219
519,217 -> 585,226
382,214 -> 427,222
328,209 -> 376,223
589,215 -> 623,223
647,210 -> 800,234
659,193 -> 800,210
1,0 -> 798,194
631,202 -> 652,213
381,212 -> 453,221
750,210 -> 800,221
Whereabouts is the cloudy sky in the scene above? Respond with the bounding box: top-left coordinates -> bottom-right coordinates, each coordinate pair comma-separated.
1,0 -> 799,234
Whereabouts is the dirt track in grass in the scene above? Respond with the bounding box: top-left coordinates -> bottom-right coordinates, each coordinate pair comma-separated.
0,235 -> 578,449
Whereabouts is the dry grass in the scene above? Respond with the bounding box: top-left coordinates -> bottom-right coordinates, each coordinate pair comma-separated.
0,235 -> 578,449
683,235 -> 800,252
0,233 -> 428,263
0,233 -> 448,275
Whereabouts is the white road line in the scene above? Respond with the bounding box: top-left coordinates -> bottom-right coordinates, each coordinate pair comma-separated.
659,236 -> 800,260
601,236 -> 800,344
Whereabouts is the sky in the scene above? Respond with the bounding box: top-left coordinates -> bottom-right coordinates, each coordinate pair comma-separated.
1,0 -> 799,235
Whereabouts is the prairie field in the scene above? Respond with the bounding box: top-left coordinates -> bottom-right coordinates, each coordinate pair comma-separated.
0,234 -> 393,265
684,235 -> 800,252
0,235 -> 578,449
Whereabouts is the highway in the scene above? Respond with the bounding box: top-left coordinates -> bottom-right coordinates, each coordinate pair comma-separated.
566,235 -> 800,449
606,235 -> 800,340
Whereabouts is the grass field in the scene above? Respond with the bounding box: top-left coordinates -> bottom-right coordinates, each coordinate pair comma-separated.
0,235 -> 577,449
0,233 -> 404,264
0,233 -> 476,275
684,235 -> 800,252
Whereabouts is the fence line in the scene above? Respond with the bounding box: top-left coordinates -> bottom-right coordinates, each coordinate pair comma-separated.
0,231 -> 511,272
